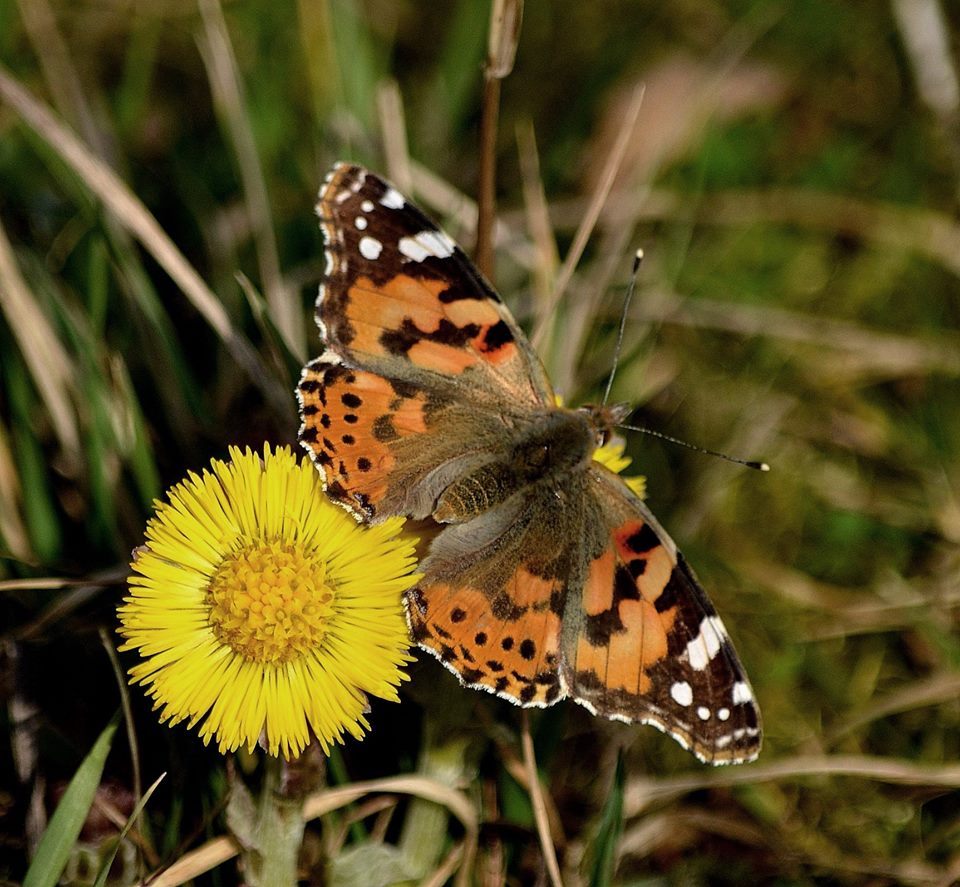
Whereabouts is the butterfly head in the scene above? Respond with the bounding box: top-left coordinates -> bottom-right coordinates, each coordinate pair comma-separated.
579,402 -> 632,448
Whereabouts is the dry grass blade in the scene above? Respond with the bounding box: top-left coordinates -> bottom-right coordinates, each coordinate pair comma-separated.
145,774 -> 478,886
407,159 -> 535,274
196,0 -> 300,355
634,290 -> 960,377
486,0 -> 523,79
6,640 -> 42,855
544,187 -> 960,281
699,187 -> 960,279
295,0 -> 340,121
12,569 -> 127,642
520,712 -> 563,887
823,671 -> 960,745
0,63 -> 290,419
516,119 -> 559,305
0,216 -> 80,458
303,775 -> 477,834
626,754 -> 960,815
307,776 -> 478,887
739,555 -> 960,640
532,84 -> 645,350
14,0 -> 103,152
619,809 -> 955,886
378,78 -> 413,194
0,422 -> 31,561
421,842 -> 468,887
146,836 -> 240,887
892,0 -> 960,196
100,627 -> 153,873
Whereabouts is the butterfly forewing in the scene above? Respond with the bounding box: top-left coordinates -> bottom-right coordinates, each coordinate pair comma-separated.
314,163 -> 553,407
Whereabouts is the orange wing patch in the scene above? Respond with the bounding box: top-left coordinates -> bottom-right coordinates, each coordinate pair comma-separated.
572,520 -> 680,703
576,544 -> 669,698
342,273 -> 522,377
298,357 -> 431,518
408,567 -> 564,706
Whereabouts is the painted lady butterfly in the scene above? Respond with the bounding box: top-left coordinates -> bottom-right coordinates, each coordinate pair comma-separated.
297,163 -> 761,764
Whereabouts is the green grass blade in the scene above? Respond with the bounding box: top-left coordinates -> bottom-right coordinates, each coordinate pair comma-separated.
584,753 -> 624,887
91,771 -> 166,887
23,714 -> 120,887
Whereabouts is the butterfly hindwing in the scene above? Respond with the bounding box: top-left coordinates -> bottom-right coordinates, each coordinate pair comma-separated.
564,465 -> 761,764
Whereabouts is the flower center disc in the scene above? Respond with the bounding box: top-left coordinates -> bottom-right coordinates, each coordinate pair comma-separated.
206,539 -> 334,663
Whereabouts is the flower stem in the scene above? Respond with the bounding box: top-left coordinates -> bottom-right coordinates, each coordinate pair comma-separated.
241,755 -> 306,887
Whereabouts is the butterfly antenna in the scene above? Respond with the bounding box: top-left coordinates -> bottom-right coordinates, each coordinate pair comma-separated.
617,422 -> 770,472
601,249 -> 644,407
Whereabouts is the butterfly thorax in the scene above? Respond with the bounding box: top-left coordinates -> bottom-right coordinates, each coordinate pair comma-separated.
432,407 -> 594,524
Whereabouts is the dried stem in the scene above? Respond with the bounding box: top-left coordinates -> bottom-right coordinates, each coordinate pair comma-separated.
520,712 -> 563,887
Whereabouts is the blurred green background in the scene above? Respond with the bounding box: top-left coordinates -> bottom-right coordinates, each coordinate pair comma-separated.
2,0 -> 960,883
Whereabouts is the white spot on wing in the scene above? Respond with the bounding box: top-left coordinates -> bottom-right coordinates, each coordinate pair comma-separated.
355,216 -> 367,230
715,726 -> 760,750
686,615 -> 727,671
427,229 -> 457,256
380,187 -> 405,209
670,681 -> 693,706
413,229 -> 453,257
398,229 -> 456,263
717,707 -> 731,721
398,236 -> 429,262
732,681 -> 753,705
360,199 -> 374,213
359,236 -> 382,260
697,706 -> 711,721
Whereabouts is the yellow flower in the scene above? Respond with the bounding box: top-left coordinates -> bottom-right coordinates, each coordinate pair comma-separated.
117,445 -> 419,759
593,437 -> 647,499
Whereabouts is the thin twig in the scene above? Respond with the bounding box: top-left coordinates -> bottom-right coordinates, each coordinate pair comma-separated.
475,74 -> 501,276
475,0 -> 523,275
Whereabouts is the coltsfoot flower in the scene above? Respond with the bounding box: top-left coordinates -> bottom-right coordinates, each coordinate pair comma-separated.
118,445 -> 419,758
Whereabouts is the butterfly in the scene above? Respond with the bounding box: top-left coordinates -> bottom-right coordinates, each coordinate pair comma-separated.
297,162 -> 761,764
